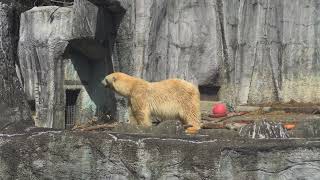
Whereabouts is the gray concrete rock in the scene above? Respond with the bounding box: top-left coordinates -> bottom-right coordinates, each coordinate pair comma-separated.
219,0 -> 320,105
112,120 -> 185,136
239,120 -> 290,139
18,6 -> 72,128
16,0 -> 320,128
1,131 -> 320,179
115,0 -> 320,105
0,1 -> 36,133
6,1 -> 320,179
116,0 -> 220,86
18,0 -> 125,128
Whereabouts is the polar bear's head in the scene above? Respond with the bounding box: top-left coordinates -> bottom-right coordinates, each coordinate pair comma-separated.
102,72 -> 136,97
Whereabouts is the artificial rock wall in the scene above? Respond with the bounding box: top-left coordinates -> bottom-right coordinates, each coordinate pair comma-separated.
114,0 -> 320,105
17,0 -> 320,127
1,131 -> 320,179
0,0 -> 36,133
18,0 -> 125,128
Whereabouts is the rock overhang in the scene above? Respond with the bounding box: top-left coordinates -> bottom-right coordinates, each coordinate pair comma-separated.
20,0 -> 125,43
18,0 -> 124,129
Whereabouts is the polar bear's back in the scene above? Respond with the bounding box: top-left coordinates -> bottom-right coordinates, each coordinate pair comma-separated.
147,79 -> 200,119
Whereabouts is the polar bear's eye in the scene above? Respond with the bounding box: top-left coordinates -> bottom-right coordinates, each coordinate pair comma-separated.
112,77 -> 117,82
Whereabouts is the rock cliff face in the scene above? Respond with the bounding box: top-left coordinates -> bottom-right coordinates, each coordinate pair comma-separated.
115,0 -> 221,86
19,6 -> 73,128
16,0 -> 320,126
115,0 -> 320,105
0,0 -> 76,131
220,0 -> 320,104
0,1 -> 35,133
1,131 -> 320,179
18,0 -> 125,128
2,1 -> 320,179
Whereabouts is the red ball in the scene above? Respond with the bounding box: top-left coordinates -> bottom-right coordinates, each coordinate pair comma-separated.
212,103 -> 228,117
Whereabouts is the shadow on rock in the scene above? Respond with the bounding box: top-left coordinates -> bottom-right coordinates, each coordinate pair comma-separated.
112,120 -> 185,136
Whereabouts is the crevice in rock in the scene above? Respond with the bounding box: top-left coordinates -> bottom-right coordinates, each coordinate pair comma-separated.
217,0 -> 230,83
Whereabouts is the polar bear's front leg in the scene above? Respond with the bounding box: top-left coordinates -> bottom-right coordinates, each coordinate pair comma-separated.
128,106 -> 138,125
137,108 -> 152,127
130,97 -> 152,127
131,107 -> 152,127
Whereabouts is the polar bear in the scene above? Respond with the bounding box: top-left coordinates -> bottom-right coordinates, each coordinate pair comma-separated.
102,72 -> 201,134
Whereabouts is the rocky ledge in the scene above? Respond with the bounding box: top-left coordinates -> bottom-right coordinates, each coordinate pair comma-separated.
0,128 -> 320,180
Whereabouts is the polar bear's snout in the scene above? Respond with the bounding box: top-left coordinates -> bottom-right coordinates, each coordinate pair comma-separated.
101,79 -> 108,87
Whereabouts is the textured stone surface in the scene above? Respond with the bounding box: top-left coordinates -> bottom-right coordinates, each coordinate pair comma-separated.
219,0 -> 320,104
115,0 -> 220,86
0,130 -> 320,179
0,1 -> 35,133
16,0 -> 320,127
5,1 -> 320,179
114,0 -> 320,105
18,6 -> 72,128
18,0 -> 125,128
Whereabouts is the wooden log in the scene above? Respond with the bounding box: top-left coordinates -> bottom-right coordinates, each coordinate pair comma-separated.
201,116 -> 218,122
272,107 -> 320,114
235,106 -> 272,112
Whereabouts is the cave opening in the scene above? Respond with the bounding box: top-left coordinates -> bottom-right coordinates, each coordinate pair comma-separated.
199,85 -> 220,101
62,39 -> 116,128
65,89 -> 80,129
58,3 -> 126,128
